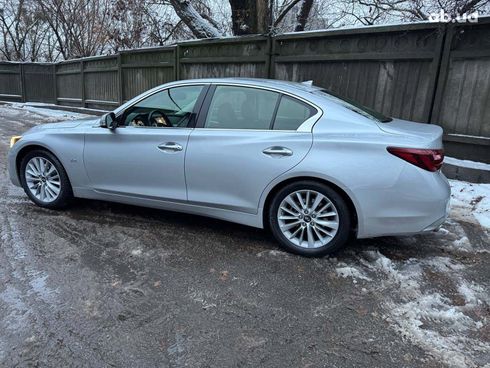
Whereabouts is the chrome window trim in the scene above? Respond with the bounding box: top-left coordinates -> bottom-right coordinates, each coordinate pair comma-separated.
207,82 -> 323,133
115,81 -> 323,133
114,83 -> 208,119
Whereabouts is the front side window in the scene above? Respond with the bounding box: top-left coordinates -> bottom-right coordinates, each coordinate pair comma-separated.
122,85 -> 204,128
204,86 -> 280,130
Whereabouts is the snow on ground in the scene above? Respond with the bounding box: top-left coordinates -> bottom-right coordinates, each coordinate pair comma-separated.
335,263 -> 371,282
335,179 -> 489,368
0,103 -> 91,123
362,251 -> 488,368
449,179 -> 490,229
337,247 -> 489,367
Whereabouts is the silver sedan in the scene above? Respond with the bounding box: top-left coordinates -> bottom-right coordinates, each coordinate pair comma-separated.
7,78 -> 450,256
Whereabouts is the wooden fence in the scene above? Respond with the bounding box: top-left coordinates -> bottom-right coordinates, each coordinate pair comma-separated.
1,18 -> 489,161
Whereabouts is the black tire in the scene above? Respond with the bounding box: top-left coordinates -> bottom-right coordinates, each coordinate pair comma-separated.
268,181 -> 351,257
19,149 -> 73,209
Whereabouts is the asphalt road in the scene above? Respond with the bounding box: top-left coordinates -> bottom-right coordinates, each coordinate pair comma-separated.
1,104 -> 489,368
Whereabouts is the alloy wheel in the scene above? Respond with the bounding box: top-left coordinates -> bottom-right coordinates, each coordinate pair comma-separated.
277,189 -> 339,248
24,157 -> 61,203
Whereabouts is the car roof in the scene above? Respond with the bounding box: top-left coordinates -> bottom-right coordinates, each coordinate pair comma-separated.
115,78 -> 326,116
167,78 -> 323,94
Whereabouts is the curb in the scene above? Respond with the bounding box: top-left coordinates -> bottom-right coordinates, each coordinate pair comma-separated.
442,164 -> 490,184
24,104 -> 107,116
0,101 -> 106,116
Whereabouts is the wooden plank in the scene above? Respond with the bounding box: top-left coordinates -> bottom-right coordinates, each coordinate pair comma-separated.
83,68 -> 118,73
275,52 -> 435,63
274,22 -> 440,41
451,49 -> 490,59
121,63 -> 174,68
0,70 -> 20,75
444,134 -> 490,146
80,60 -> 85,107
179,56 -> 267,64
430,24 -> 454,124
117,54 -> 123,105
20,64 -> 26,102
56,70 -> 82,76
52,64 -> 57,104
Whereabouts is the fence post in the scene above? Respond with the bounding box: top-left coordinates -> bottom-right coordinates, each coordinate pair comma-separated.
430,23 -> 454,124
175,45 -> 180,81
52,64 -> 57,104
117,53 -> 123,105
20,63 -> 26,102
267,34 -> 277,79
80,60 -> 85,107
266,35 -> 273,79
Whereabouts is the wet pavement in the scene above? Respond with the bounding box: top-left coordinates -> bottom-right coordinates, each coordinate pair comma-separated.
0,103 -> 489,367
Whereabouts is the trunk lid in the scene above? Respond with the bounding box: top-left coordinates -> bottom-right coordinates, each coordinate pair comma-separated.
376,118 -> 443,149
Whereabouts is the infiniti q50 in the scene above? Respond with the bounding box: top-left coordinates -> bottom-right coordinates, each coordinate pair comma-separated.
8,78 -> 450,256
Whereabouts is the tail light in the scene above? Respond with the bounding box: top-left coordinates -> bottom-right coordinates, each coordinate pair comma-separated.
387,147 -> 444,172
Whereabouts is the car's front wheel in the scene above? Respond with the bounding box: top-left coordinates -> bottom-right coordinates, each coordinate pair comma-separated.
20,150 -> 73,209
268,181 -> 351,257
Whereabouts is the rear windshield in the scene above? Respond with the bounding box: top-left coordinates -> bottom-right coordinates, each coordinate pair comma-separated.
313,90 -> 392,123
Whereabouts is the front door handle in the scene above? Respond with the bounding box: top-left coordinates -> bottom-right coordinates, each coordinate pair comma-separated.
158,142 -> 183,152
262,146 -> 293,157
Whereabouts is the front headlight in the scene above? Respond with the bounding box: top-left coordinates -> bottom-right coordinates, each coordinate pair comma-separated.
10,136 -> 22,148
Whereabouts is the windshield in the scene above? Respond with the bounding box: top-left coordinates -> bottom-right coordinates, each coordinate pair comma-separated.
314,90 -> 392,123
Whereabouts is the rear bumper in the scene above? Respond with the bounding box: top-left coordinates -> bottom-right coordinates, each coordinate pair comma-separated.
357,167 -> 451,238
422,198 -> 450,232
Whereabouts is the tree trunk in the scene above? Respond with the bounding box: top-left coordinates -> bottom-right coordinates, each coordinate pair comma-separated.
256,0 -> 270,34
229,0 -> 270,35
294,0 -> 314,32
169,0 -> 221,39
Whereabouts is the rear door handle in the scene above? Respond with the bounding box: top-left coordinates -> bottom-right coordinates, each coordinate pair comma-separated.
158,142 -> 183,152
262,146 -> 293,157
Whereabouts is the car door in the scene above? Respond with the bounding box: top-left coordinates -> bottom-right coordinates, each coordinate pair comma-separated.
84,84 -> 207,201
185,84 -> 319,214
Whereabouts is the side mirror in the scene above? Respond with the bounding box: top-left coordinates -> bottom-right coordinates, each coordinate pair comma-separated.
100,112 -> 118,130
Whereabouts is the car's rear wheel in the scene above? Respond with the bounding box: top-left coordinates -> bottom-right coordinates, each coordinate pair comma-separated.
20,150 -> 72,209
268,181 -> 351,257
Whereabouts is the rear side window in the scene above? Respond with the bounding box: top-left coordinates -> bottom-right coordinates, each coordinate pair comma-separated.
314,90 -> 392,123
273,96 -> 316,130
204,86 -> 279,130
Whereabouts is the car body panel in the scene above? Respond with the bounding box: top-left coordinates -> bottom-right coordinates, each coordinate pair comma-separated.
7,124 -> 89,189
83,126 -> 191,201
185,129 -> 313,214
7,77 -> 451,238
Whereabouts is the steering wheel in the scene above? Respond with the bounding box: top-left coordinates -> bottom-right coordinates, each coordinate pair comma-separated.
148,110 -> 172,127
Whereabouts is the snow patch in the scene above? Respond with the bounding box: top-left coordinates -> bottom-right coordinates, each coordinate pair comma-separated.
257,249 -> 290,258
359,250 -> 489,367
336,264 -> 371,282
1,103 -> 91,123
130,248 -> 143,256
449,180 -> 490,230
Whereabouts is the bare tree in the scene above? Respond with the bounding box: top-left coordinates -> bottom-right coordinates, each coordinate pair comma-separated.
166,0 -> 317,37
168,0 -> 222,38
35,0 -> 112,59
344,0 -> 488,24
294,0 -> 314,31
0,0 -> 50,60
